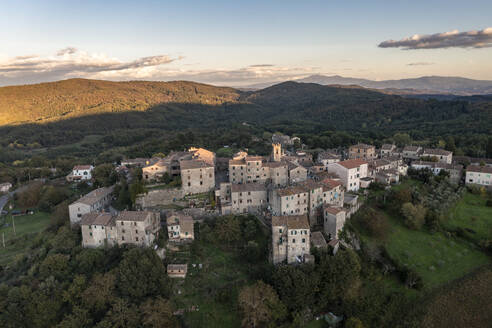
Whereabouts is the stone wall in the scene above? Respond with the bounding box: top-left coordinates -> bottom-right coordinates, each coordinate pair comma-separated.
136,188 -> 184,208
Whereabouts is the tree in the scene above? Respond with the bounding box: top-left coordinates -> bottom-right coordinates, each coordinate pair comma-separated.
117,248 -> 169,301
317,249 -> 362,306
238,281 -> 287,328
82,272 -> 116,314
213,216 -> 242,246
39,254 -> 70,280
345,317 -> 365,328
401,202 -> 427,230
139,297 -> 178,328
358,208 -> 389,240
129,180 -> 146,206
93,164 -> 117,187
96,298 -> 139,328
17,181 -> 43,208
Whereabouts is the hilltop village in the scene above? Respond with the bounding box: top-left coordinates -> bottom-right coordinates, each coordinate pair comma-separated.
2,131 -> 492,327
60,133 -> 492,270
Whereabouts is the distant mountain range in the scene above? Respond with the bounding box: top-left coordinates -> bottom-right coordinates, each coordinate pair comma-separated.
243,75 -> 492,96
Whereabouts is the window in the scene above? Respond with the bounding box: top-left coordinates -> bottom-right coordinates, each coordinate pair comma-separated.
292,238 -> 296,243
302,238 -> 306,243
135,230 -> 138,234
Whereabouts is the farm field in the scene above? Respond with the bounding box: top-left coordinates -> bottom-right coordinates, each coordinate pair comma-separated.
0,211 -> 50,266
169,240 -> 256,328
420,266 -> 492,328
384,214 -> 491,289
445,191 -> 492,243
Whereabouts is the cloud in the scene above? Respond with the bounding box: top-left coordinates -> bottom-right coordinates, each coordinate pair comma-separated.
379,27 -> 492,49
57,47 -> 78,56
0,48 -> 183,85
0,48 -> 318,87
407,62 -> 435,66
248,64 -> 274,68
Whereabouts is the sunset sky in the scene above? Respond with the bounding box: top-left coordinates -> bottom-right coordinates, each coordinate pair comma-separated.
1,0 -> 491,86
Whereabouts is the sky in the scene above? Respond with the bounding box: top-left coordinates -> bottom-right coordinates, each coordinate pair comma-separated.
0,0 -> 491,86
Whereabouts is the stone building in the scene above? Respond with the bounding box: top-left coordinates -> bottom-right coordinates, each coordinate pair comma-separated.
380,144 -> 396,157
69,186 -> 114,225
180,159 -> 215,195
422,149 -> 453,164
288,162 -> 308,184
402,146 -> 423,160
66,165 -> 94,182
327,159 -> 368,192
115,211 -> 161,247
323,205 -> 346,240
167,212 -> 194,241
167,264 -> 188,278
272,143 -> 284,162
317,152 -> 341,170
465,165 -> 492,187
271,215 -> 311,264
80,213 -> 117,248
142,159 -> 169,181
263,161 -> 289,187
348,144 -> 376,160
230,183 -> 267,214
80,210 -> 160,248
411,161 -> 463,184
270,185 -> 309,217
216,182 -> 268,215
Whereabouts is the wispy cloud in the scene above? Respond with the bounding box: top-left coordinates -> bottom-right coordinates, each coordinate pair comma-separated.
379,27 -> 492,50
407,62 -> 435,66
0,48 -> 317,86
0,48 -> 182,85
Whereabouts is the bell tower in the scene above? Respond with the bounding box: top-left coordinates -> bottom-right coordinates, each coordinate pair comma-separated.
272,143 -> 283,162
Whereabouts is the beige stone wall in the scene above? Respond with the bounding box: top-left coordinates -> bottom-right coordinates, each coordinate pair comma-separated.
286,228 -> 310,264
272,225 -> 288,264
81,224 -> 108,247
182,166 -> 215,195
231,189 -> 267,214
270,166 -> 288,187
324,210 -> 346,240
116,213 -> 160,247
136,188 -> 184,208
229,163 -> 247,183
289,166 -> 307,184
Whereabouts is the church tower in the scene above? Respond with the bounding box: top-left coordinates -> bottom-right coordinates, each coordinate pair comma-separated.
272,143 -> 283,162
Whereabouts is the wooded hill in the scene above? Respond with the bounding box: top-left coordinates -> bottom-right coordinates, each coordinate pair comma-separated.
0,78 -> 491,160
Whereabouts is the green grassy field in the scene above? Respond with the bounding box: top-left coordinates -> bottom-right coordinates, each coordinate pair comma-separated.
445,192 -> 492,243
0,211 -> 50,266
384,214 -> 490,289
169,241 -> 253,328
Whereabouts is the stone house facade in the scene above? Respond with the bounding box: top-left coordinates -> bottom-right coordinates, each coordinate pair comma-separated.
80,213 -> 117,248
66,165 -> 94,182
115,211 -> 161,247
422,149 -> 453,164
180,159 -> 215,195
411,161 -> 463,184
466,165 -> 492,187
323,205 -> 346,240
167,213 -> 194,241
271,215 -> 310,264
69,186 -> 114,225
327,159 -> 368,192
348,144 -> 376,160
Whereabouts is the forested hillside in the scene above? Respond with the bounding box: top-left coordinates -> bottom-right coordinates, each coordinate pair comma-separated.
0,79 -> 491,163
0,79 -> 241,125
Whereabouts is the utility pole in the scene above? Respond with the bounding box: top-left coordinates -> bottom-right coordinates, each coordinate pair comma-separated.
2,232 -> 4,248
12,216 -> 16,236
